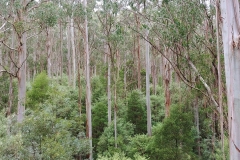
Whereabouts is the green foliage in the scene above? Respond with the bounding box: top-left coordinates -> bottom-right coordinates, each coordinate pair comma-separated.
97,118 -> 134,156
149,104 -> 197,160
126,90 -> 147,134
91,76 -> 106,104
0,74 -> 17,114
35,2 -> 59,28
97,152 -> 149,160
126,134 -> 151,159
13,21 -> 24,35
92,97 -> 108,157
21,109 -> 89,159
150,86 -> 165,125
0,113 -> 24,159
0,75 -> 90,159
26,72 -> 49,109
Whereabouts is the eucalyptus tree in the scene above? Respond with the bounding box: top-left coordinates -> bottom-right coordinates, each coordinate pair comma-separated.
83,0 -> 93,159
97,0 -> 125,148
220,0 -> 240,159
0,0 -> 50,122
132,0 -> 224,156
34,1 -> 59,77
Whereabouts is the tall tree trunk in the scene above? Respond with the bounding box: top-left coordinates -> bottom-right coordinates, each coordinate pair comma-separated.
7,31 -> 15,117
124,52 -> 127,98
145,29 -> 152,136
83,0 -> 92,159
46,28 -> 51,77
135,3 -> 141,90
220,0 -> 240,159
33,37 -> 37,77
216,0 -> 225,158
17,31 -> 27,123
78,60 -> 82,117
114,50 -> 120,148
194,98 -> 200,156
164,48 -> 171,117
67,20 -> 72,86
106,44 -> 111,125
152,54 -> 157,95
59,21 -> 63,79
71,18 -> 76,89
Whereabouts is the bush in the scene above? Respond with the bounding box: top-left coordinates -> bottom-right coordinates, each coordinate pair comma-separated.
149,104 -> 197,160
26,72 -> 49,109
126,90 -> 146,134
97,152 -> 148,160
97,118 -> 134,156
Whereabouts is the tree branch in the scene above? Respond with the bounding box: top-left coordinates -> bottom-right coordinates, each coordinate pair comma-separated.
0,22 -> 6,30
0,41 -> 18,51
27,0 -> 49,13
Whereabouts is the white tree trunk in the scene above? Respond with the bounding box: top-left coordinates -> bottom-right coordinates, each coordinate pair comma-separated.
83,0 -> 92,159
17,31 -> 27,122
221,0 -> 240,159
67,21 -> 72,86
71,18 -> 76,89
145,29 -> 152,136
107,44 -> 111,125
59,21 -> 63,79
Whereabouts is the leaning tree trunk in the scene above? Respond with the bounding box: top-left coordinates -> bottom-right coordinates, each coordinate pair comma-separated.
221,0 -> 240,159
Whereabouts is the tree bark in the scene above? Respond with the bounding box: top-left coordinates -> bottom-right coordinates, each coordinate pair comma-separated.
7,31 -> 15,117
220,0 -> 240,159
164,48 -> 171,117
106,43 -> 111,126
46,27 -> 51,77
194,98 -> 200,156
71,18 -> 76,89
67,20 -> 72,86
114,50 -> 120,148
145,29 -> 152,136
216,0 -> 225,158
59,21 -> 63,79
17,31 -> 27,123
135,3 -> 141,90
83,0 -> 92,159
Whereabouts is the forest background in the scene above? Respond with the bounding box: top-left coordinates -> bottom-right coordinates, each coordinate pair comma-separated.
0,0 -> 238,159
